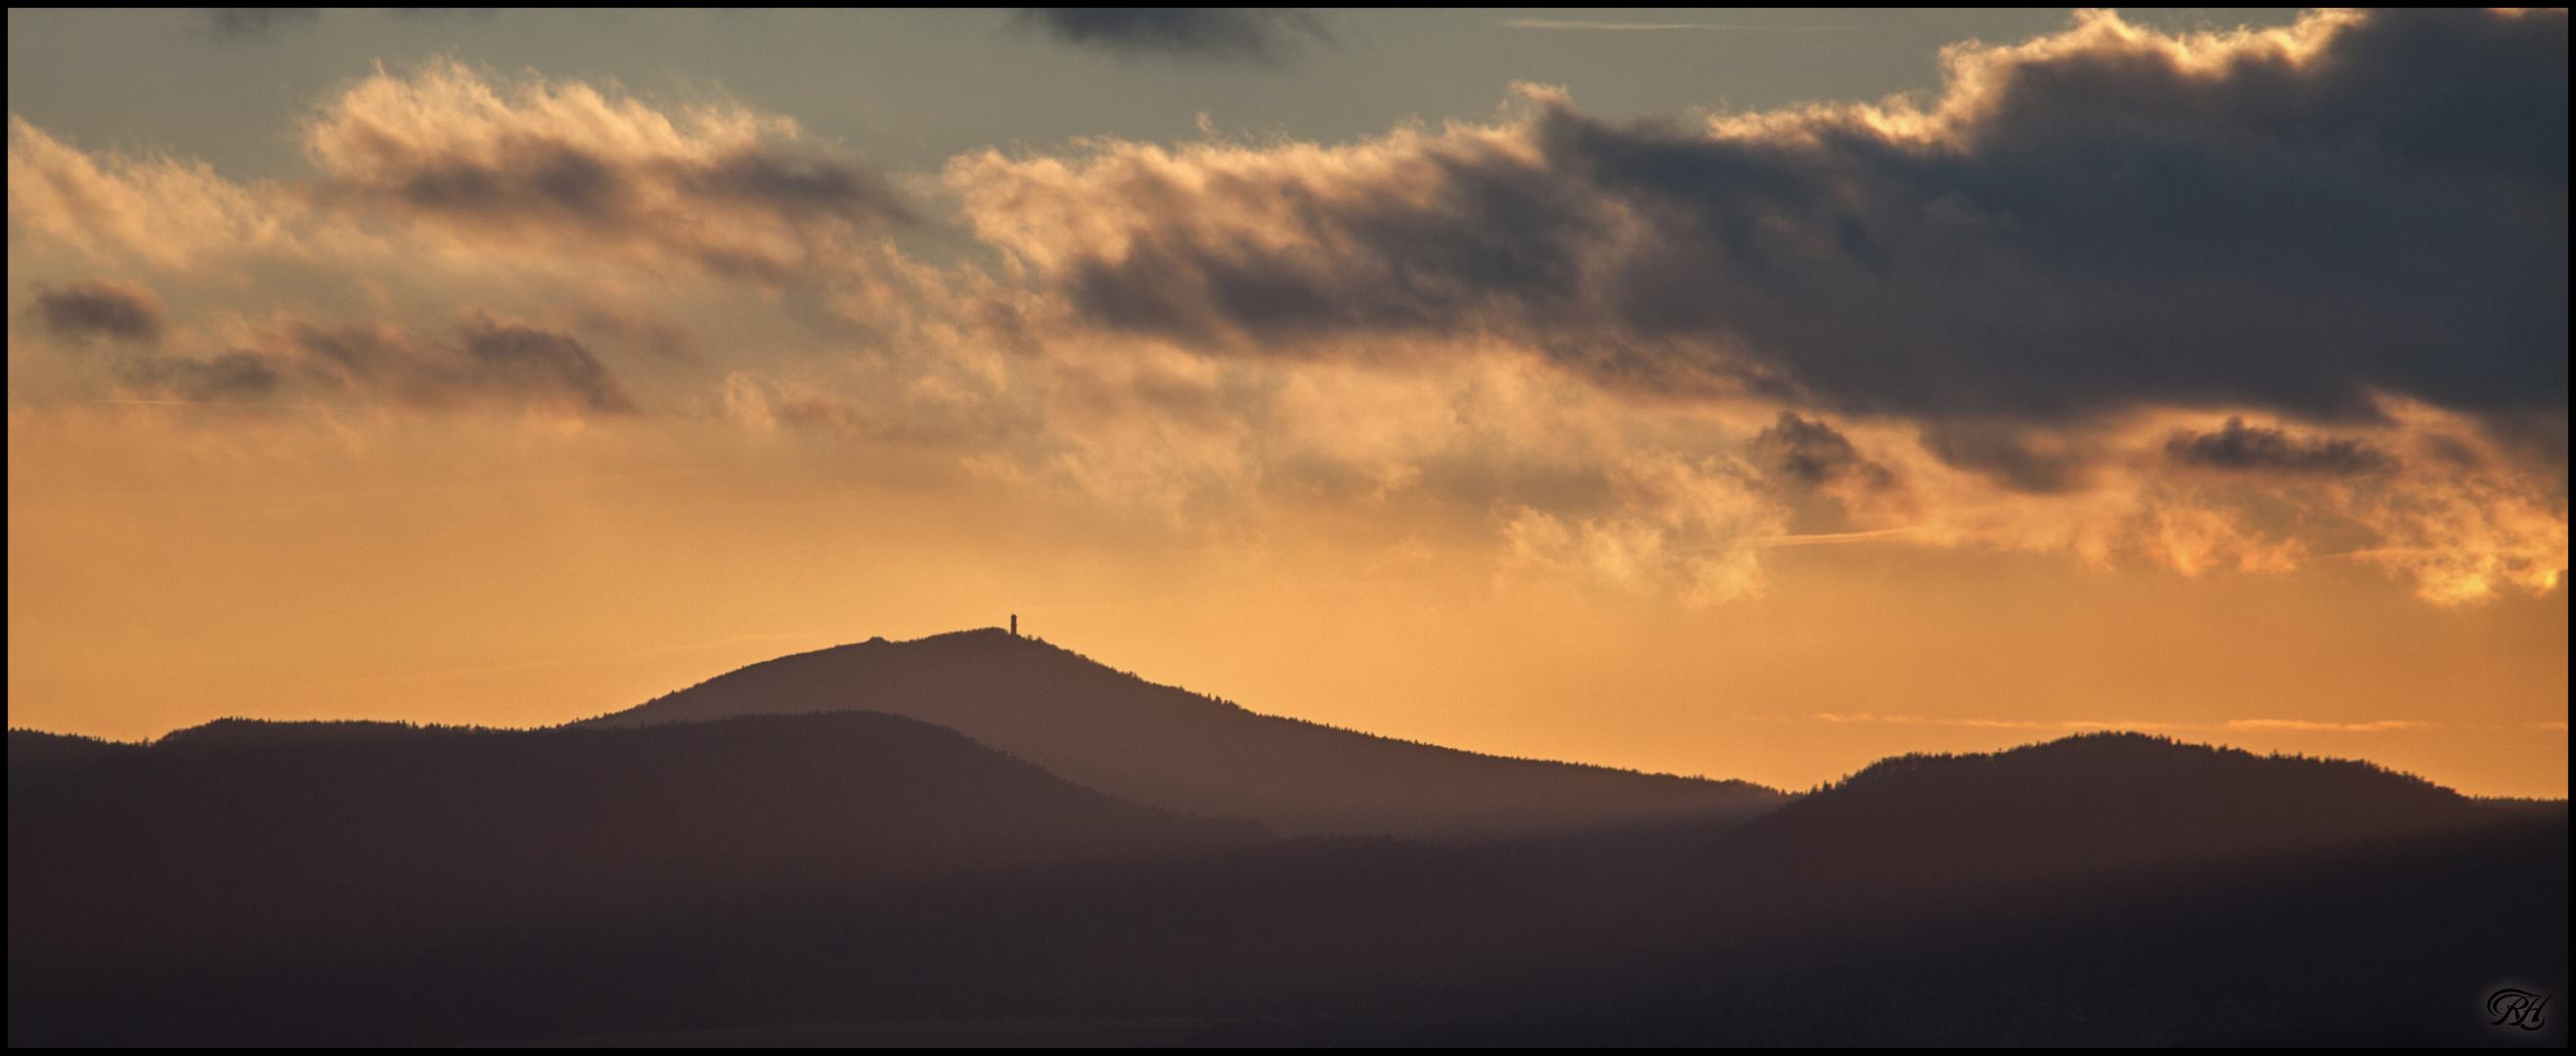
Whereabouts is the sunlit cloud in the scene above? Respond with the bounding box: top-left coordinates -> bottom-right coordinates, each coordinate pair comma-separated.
955,10 -> 2563,425
6,10 -> 2564,609
303,59 -> 910,283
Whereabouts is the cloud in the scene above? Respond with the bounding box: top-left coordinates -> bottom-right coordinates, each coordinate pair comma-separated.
1015,9 -> 1331,63
2224,719 -> 2431,732
3,15 -> 2559,610
2165,417 -> 2399,476
7,117 -> 293,269
1497,446 -> 1786,605
121,351 -> 288,402
33,278 -> 165,345
567,305 -> 700,362
1810,713 -> 2438,734
303,60 -> 909,280
1751,412 -> 1892,488
450,317 -> 636,413
1809,713 -> 2178,730
205,9 -> 320,39
955,9 -> 2567,425
115,314 -> 635,415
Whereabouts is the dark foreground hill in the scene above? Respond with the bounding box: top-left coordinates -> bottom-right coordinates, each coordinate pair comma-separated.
8,713 -> 1262,966
580,629 -> 1786,838
10,720 -> 2557,1046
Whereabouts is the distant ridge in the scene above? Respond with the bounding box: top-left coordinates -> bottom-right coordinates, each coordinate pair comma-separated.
1680,731 -> 2519,913
7,729 -> 140,795
583,628 -> 1786,838
9,711 -> 1262,963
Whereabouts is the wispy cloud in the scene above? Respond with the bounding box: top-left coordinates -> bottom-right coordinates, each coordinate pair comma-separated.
1810,714 -> 2440,734
301,60 -> 910,282
2225,719 -> 2435,732
1746,527 -> 1923,549
1810,713 -> 2166,731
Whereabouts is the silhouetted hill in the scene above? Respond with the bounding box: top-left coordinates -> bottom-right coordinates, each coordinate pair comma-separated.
9,711 -> 1263,965
581,629 -> 1786,838
7,722 -> 2558,1047
1676,732 -> 2517,924
6,728 -> 141,795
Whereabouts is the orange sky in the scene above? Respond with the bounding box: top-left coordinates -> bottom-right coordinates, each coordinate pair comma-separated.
9,405 -> 2564,796
7,10 -> 2567,797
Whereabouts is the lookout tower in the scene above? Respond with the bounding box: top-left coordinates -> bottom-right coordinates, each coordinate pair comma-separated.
1010,614 -> 1018,637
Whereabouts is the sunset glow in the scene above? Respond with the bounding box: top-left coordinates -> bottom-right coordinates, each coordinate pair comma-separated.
9,8 -> 2566,796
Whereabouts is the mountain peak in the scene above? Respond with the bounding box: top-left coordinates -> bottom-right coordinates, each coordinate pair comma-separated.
587,630 -> 1785,839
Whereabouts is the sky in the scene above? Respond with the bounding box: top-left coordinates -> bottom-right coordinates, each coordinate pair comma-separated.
7,8 -> 2566,797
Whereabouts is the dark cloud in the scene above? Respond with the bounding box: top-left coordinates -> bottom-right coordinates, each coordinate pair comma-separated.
34,279 -> 165,345
357,144 -> 909,264
455,318 -> 635,414
116,315 -> 634,415
2165,418 -> 2400,476
205,9 -> 319,39
121,352 -> 288,402
305,63 -> 910,282
1001,10 -> 2566,426
289,316 -> 635,414
1921,421 -> 2093,494
383,146 -> 905,229
1752,413 -> 1894,488
1016,9 -> 1330,63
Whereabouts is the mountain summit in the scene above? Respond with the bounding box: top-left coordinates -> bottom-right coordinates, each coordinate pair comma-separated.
584,629 -> 1785,838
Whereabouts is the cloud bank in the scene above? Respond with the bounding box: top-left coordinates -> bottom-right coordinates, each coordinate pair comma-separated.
957,9 -> 2565,425
8,11 -> 2565,606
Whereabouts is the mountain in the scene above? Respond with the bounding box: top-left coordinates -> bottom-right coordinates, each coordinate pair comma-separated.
7,719 -> 2558,1047
1673,731 -> 2518,929
9,711 -> 1262,966
580,629 -> 1786,838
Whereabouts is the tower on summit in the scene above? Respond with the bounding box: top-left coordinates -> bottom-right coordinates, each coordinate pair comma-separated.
1011,614 -> 1018,637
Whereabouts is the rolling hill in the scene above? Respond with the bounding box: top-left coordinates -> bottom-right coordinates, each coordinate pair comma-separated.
6,718 -> 2559,1046
8,712 -> 1263,965
580,628 -> 1786,838
1672,731 -> 2526,930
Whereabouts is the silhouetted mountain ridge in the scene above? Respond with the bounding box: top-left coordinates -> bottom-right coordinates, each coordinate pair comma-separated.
1680,731 -> 2513,913
6,729 -> 141,795
9,711 -> 2560,1047
583,628 -> 1786,838
10,711 -> 1263,964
